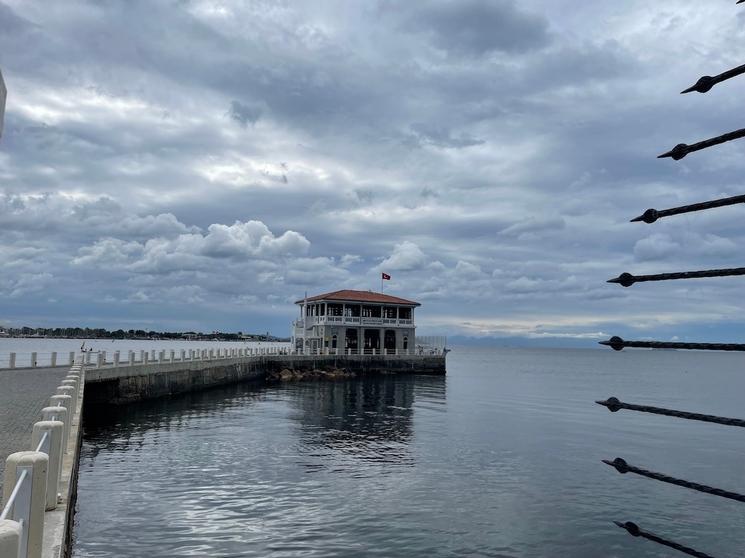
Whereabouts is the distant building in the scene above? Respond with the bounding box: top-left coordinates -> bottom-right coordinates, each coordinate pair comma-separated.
292,289 -> 419,354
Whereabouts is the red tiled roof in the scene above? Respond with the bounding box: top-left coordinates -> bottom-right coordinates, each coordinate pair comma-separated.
295,289 -> 420,306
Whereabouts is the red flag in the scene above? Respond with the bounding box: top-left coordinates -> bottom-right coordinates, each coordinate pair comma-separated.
382,272 -> 391,280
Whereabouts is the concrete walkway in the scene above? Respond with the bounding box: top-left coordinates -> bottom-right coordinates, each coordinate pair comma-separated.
0,366 -> 69,497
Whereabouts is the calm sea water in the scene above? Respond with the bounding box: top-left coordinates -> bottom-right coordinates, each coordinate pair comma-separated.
72,347 -> 745,557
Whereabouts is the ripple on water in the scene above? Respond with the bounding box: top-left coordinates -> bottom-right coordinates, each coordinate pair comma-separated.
73,350 -> 745,557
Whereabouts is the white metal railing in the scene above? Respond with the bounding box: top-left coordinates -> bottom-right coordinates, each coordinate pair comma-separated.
0,466 -> 32,557
0,345 -> 294,370
0,351 -> 77,369
1,358 -> 85,558
0,342 -> 444,373
294,316 -> 414,328
415,336 -> 448,354
288,346 -> 448,356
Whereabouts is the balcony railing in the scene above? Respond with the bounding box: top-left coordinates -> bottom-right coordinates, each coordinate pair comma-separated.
294,316 -> 413,328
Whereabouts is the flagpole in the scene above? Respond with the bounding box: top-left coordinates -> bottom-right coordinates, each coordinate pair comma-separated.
381,274 -> 383,293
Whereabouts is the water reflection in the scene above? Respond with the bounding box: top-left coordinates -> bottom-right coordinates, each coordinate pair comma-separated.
285,375 -> 445,468
81,380 -> 270,460
73,349 -> 745,558
75,374 -> 447,558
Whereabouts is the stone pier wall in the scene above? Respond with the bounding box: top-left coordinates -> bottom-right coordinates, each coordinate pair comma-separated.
84,354 -> 446,405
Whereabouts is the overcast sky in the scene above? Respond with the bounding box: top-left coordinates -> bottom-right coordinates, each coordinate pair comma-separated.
2,0 -> 745,344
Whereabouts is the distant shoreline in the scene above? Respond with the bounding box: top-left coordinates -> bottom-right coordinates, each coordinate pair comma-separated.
0,334 -> 290,342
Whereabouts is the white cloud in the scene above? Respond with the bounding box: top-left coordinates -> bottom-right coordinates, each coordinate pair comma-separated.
379,241 -> 429,272
2,1 -> 745,341
2,272 -> 54,298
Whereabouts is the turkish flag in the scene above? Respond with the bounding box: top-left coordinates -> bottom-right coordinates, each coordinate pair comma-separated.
382,272 -> 391,280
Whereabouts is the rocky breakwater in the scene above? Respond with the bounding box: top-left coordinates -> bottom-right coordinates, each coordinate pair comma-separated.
267,367 -> 357,382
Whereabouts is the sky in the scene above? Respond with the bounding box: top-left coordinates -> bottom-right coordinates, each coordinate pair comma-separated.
1,0 -> 745,345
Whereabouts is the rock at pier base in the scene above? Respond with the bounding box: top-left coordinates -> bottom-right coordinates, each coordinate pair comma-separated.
267,367 -> 357,382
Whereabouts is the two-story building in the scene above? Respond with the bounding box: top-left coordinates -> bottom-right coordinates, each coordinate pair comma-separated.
292,289 -> 420,354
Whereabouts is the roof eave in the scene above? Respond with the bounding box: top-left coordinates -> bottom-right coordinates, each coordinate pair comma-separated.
294,297 -> 420,307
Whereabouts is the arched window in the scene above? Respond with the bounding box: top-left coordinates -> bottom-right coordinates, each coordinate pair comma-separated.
403,336 -> 408,350
332,335 -> 338,349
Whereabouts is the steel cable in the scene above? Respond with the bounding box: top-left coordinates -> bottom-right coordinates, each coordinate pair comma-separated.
603,457 -> 745,503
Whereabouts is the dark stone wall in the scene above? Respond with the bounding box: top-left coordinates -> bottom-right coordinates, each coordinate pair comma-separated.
84,355 -> 445,406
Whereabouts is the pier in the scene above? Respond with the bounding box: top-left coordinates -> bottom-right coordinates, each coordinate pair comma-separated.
0,346 -> 445,558
0,287 -> 446,557
0,361 -> 85,558
85,348 -> 446,405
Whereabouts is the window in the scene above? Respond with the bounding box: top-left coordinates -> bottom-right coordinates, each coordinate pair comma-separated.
403,336 -> 408,350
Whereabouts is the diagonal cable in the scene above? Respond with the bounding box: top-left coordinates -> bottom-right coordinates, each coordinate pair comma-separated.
658,127 -> 745,160
613,521 -> 716,558
681,63 -> 745,94
596,397 -> 745,428
599,336 -> 745,352
603,457 -> 745,503
607,267 -> 745,287
631,194 -> 745,223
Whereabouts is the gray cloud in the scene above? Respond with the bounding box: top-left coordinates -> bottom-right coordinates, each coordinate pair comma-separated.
228,100 -> 262,127
1,0 -> 744,342
398,0 -> 550,56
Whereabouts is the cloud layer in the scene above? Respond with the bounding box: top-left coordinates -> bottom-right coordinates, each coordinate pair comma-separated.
2,0 -> 745,342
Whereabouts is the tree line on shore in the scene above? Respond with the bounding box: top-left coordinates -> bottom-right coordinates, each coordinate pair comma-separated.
0,326 -> 288,342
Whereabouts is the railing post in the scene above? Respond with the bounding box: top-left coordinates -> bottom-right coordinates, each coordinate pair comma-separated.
95,353 -> 102,368
60,378 -> 77,395
31,421 -> 64,510
0,520 -> 21,558
209,349 -> 214,359
56,386 -> 76,413
170,350 -> 175,363
50,352 -> 57,367
150,350 -> 156,362
180,350 -> 185,362
41,406 -> 67,456
114,351 -> 120,367
2,451 -> 48,558
158,350 -> 164,363
85,352 -> 91,365
49,395 -> 72,453
8,352 -> 15,369
101,350 -> 106,364
129,351 -> 135,366
31,352 -> 37,368
68,352 -> 74,366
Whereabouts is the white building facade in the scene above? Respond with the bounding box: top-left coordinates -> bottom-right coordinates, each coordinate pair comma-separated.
292,290 -> 419,354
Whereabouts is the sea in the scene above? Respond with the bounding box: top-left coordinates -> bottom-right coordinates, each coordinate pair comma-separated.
51,346 -> 745,556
